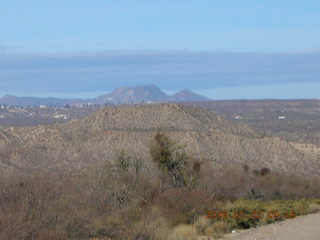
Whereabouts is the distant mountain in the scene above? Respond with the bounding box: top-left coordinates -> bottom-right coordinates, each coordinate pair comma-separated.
95,84 -> 167,104
0,85 -> 210,106
168,90 -> 210,102
0,95 -> 84,107
95,85 -> 209,104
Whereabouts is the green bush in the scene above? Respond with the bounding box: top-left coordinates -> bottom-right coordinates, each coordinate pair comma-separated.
206,198 -> 318,231
149,131 -> 202,191
225,199 -> 265,229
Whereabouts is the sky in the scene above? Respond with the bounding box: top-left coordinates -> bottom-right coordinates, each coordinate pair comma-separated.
0,0 -> 319,99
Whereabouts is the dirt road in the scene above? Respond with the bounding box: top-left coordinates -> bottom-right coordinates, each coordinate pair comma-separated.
222,213 -> 320,240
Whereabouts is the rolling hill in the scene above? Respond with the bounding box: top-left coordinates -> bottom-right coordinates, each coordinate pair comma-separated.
0,103 -> 318,177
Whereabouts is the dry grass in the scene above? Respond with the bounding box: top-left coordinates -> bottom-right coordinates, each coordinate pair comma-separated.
308,203 -> 320,213
168,224 -> 199,240
0,133 -> 319,240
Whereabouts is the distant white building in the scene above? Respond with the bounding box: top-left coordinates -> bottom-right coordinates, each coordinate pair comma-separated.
278,116 -> 286,120
54,114 -> 68,119
39,105 -> 47,109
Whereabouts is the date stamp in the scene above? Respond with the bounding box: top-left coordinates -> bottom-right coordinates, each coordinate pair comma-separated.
206,210 -> 296,220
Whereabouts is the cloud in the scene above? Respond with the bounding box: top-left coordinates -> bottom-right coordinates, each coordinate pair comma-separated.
0,50 -> 319,94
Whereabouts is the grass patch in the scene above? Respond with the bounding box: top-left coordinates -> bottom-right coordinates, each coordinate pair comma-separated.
203,198 -> 320,238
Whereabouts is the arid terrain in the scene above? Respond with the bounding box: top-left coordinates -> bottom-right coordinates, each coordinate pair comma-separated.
189,99 -> 320,146
1,103 -> 319,240
2,1 -> 319,238
0,103 -> 319,177
2,99 -> 319,146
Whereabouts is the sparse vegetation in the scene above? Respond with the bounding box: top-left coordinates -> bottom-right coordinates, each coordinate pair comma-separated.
149,131 -> 201,189
0,132 -> 319,240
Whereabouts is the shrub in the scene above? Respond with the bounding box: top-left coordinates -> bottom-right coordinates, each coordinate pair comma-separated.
168,224 -> 198,240
122,207 -> 170,240
149,131 -> 189,187
226,199 -> 265,229
193,216 -> 211,235
36,230 -> 67,240
260,167 -> 271,176
155,188 -> 212,225
308,203 -> 320,213
210,221 -> 231,238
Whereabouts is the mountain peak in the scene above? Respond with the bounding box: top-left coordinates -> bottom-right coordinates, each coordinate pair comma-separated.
0,85 -> 211,106
97,84 -> 168,104
1,95 -> 17,100
168,89 -> 209,102
95,85 -> 210,104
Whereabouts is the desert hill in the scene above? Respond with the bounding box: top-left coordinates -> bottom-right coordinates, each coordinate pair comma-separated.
80,103 -> 254,135
0,103 -> 318,177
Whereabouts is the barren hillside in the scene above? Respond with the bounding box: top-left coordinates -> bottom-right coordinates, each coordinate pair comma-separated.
0,103 -> 318,177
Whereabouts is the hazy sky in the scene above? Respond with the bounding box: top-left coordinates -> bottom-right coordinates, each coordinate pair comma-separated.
0,1 -> 319,99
